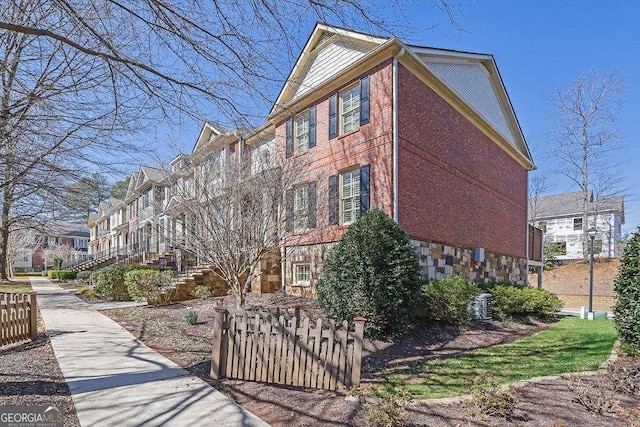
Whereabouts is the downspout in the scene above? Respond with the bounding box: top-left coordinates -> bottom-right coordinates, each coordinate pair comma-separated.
525,174 -> 530,286
392,47 -> 405,222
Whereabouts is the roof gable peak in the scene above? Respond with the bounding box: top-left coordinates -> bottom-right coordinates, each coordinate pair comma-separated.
271,23 -> 389,113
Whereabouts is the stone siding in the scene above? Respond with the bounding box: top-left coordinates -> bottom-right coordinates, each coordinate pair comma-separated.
284,242 -> 337,297
411,239 -> 526,284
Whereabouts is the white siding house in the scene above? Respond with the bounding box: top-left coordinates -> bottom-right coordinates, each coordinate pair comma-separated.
530,191 -> 624,260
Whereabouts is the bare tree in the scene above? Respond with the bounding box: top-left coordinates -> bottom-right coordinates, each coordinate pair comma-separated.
0,0 -> 465,280
528,172 -> 553,226
167,133 -> 314,309
43,243 -> 74,270
550,71 -> 624,258
6,227 -> 42,277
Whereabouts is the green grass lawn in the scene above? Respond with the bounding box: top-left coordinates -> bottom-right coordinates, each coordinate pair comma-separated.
0,281 -> 33,293
384,317 -> 617,398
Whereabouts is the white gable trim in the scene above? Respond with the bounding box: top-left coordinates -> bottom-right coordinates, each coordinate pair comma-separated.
270,23 -> 388,114
192,122 -> 224,154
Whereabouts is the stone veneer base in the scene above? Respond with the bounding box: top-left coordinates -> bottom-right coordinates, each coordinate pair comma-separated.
284,239 -> 526,295
411,239 -> 526,284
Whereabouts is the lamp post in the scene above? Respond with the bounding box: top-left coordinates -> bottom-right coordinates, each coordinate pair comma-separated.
588,227 -> 597,317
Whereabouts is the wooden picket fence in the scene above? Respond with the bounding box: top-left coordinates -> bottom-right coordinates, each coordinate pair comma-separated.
210,306 -> 365,391
0,291 -> 37,346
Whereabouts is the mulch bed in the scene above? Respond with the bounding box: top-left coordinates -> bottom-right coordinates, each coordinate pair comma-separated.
0,311 -> 80,426
102,291 -> 640,426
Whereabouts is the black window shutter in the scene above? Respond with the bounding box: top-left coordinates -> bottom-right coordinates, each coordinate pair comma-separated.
328,94 -> 337,140
360,164 -> 370,214
308,106 -> 316,148
328,175 -> 338,225
285,188 -> 293,232
307,181 -> 316,229
360,75 -> 370,126
285,119 -> 293,158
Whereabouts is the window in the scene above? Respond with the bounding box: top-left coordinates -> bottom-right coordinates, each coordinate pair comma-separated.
251,142 -> 273,175
293,185 -> 309,231
328,165 -> 369,226
340,169 -> 360,225
573,218 -> 582,231
340,84 -> 360,134
286,182 -> 316,232
286,107 -> 316,158
294,114 -> 309,154
329,75 -> 369,139
141,190 -> 150,209
294,264 -> 311,286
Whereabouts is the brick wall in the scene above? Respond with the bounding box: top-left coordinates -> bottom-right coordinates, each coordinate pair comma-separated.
280,59 -> 395,247
397,64 -> 528,259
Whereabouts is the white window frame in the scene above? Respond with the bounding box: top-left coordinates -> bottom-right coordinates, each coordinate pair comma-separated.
339,169 -> 360,225
293,185 -> 309,232
293,264 -> 311,287
340,84 -> 360,134
294,113 -> 310,154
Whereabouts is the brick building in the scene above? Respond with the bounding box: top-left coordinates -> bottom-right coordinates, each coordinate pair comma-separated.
13,221 -> 89,272
272,24 -> 535,294
84,23 -> 535,296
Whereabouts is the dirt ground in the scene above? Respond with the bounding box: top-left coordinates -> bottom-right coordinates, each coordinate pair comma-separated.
103,292 -> 640,426
0,311 -> 80,426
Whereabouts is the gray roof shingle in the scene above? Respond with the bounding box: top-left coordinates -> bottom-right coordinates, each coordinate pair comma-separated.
530,191 -> 624,223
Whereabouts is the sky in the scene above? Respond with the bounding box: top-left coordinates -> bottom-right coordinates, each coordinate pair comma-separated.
386,0 -> 640,233
144,1 -> 640,233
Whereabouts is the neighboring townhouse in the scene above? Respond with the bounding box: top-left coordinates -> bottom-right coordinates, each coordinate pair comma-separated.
272,24 -> 535,294
530,191 -> 625,260
84,23 -> 536,295
87,198 -> 124,258
14,221 -> 89,272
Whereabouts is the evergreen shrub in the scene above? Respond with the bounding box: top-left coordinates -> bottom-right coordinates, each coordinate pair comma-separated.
421,276 -> 480,326
96,264 -> 146,301
316,209 -> 420,337
613,229 -> 640,352
484,283 -> 563,321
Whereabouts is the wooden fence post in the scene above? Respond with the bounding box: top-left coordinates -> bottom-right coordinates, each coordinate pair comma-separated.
293,303 -> 302,321
28,291 -> 37,341
351,316 -> 366,388
210,306 -> 228,379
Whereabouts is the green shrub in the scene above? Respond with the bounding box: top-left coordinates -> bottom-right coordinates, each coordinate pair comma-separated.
96,264 -> 145,301
47,270 -> 76,280
13,272 -> 42,277
190,285 -> 211,299
185,310 -> 198,325
76,286 -> 97,299
316,209 -> 421,338
76,271 -> 91,281
484,283 -> 563,321
124,269 -> 175,304
613,229 -> 640,352
421,276 -> 480,326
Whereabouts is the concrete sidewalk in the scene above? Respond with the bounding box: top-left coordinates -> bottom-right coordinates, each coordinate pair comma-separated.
30,278 -> 268,427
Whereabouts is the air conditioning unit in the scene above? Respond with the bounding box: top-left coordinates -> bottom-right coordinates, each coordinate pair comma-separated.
472,293 -> 493,320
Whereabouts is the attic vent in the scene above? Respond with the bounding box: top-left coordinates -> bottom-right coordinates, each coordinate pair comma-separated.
312,32 -> 333,50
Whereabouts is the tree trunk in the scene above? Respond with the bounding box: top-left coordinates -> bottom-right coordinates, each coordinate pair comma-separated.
0,190 -> 11,280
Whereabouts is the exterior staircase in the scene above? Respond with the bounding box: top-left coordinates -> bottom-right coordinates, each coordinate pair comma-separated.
169,266 -> 231,302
